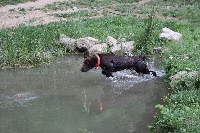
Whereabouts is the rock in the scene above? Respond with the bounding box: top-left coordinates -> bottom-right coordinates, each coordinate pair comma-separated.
120,38 -> 126,42
59,34 -> 77,52
111,45 -> 121,54
169,71 -> 188,81
106,36 -> 117,46
122,41 -> 134,53
76,37 -> 99,49
159,27 -> 182,41
188,71 -> 198,79
111,41 -> 134,54
73,7 -> 78,10
181,54 -> 189,60
88,43 -> 107,54
169,71 -> 198,89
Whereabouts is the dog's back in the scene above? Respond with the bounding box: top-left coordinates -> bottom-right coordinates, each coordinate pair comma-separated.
80,47 -> 157,77
95,54 -> 142,73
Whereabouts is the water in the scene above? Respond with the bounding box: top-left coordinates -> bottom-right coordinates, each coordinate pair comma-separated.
0,55 -> 167,133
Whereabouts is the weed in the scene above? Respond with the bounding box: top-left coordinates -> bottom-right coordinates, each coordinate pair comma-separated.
54,10 -> 99,18
115,0 -> 139,3
9,7 -> 26,14
135,8 -> 156,54
0,0 -> 36,7
43,0 -> 116,11
150,91 -> 200,132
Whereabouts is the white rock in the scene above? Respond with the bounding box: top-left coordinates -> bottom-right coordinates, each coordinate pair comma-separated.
73,7 -> 78,10
111,44 -> 121,54
59,34 -> 76,52
169,71 -> 188,81
88,43 -> 107,54
159,27 -> 182,41
106,36 -> 117,46
111,41 -> 134,54
121,41 -> 134,53
169,71 -> 198,88
76,37 -> 99,49
161,27 -> 172,33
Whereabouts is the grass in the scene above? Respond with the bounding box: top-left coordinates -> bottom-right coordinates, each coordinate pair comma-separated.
1,14 -> 183,68
40,0 -> 140,13
150,23 -> 200,131
150,90 -> 200,132
0,0 -> 36,7
0,16 -> 163,68
53,10 -> 99,18
42,0 -> 117,11
0,0 -> 200,132
147,0 -> 200,22
145,1 -> 200,132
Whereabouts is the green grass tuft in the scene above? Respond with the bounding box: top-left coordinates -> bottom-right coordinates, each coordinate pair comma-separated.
0,0 -> 36,7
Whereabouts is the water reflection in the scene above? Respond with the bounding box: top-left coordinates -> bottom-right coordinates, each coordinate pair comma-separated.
0,55 -> 167,133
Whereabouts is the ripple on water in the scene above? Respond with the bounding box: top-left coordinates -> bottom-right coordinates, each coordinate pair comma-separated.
0,92 -> 38,108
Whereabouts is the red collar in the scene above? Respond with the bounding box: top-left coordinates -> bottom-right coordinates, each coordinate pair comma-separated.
95,54 -> 100,68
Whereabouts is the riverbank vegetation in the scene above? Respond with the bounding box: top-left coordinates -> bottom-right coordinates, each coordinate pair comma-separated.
0,0 -> 200,132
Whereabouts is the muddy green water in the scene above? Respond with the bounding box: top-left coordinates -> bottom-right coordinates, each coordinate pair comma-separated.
0,55 -> 167,133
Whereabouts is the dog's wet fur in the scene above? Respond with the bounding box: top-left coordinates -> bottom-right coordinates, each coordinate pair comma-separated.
80,47 -> 157,77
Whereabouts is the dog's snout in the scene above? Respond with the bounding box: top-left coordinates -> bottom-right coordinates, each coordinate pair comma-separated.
81,67 -> 87,72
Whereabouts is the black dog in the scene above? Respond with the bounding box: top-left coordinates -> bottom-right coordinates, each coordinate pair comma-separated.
80,48 -> 157,77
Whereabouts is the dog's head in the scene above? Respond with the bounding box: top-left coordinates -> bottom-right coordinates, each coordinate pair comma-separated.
81,56 -> 98,72
150,71 -> 157,77
134,55 -> 147,61
135,60 -> 157,77
134,60 -> 150,72
80,48 -> 98,72
79,47 -> 89,59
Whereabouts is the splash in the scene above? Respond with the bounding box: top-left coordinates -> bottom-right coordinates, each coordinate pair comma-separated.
105,60 -> 165,94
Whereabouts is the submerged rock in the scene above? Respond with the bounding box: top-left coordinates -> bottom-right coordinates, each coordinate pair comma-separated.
1,92 -> 38,108
14,92 -> 38,104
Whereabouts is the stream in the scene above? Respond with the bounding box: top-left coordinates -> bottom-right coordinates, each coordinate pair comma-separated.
0,54 -> 167,133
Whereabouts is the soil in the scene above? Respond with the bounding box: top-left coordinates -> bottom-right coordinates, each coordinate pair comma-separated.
0,0 -> 168,29
0,0 -> 68,29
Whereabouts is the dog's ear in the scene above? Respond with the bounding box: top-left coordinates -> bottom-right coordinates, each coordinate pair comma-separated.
80,47 -> 90,58
84,50 -> 89,58
91,55 -> 98,64
139,55 -> 147,61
